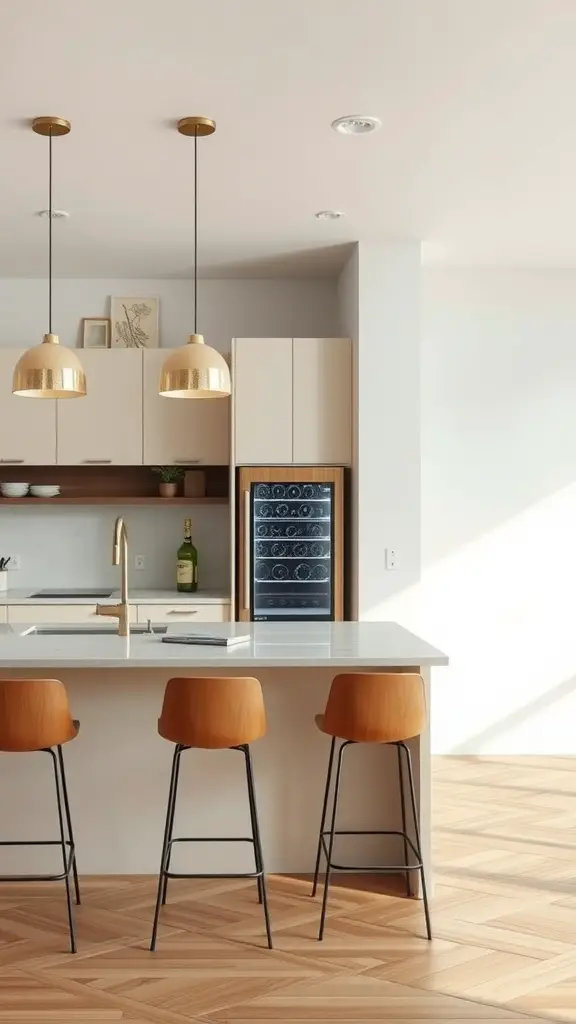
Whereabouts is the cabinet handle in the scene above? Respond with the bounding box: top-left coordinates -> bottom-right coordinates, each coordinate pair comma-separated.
243,489 -> 250,611
174,458 -> 201,465
83,459 -> 112,464
0,459 -> 24,464
167,608 -> 198,615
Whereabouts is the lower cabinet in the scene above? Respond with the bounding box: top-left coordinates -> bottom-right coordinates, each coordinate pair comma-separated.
6,605 -> 138,624
5,603 -> 229,625
137,604 -> 229,624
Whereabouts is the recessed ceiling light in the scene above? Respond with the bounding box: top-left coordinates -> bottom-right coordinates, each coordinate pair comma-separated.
331,115 -> 381,135
315,210 -> 344,220
36,209 -> 70,219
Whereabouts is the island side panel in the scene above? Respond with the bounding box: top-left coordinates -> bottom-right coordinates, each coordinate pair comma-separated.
0,666 -> 427,885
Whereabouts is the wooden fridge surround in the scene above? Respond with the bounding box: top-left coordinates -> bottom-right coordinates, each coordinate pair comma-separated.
236,466 -> 344,622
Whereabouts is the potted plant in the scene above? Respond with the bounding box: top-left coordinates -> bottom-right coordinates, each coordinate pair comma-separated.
152,466 -> 184,498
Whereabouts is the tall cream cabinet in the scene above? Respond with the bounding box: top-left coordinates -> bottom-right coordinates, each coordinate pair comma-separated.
57,350 -> 143,465
292,338 -> 352,465
143,350 -> 230,466
0,349 -> 57,464
232,337 -> 352,465
233,338 -> 293,465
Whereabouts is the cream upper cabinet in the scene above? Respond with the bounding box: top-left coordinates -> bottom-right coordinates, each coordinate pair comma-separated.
293,338 -> 352,465
233,338 -> 293,464
143,350 -> 230,466
57,350 -> 143,465
233,338 -> 352,465
0,349 -> 57,464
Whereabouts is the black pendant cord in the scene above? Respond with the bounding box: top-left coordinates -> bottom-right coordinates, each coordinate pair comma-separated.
48,129 -> 53,335
194,128 -> 198,334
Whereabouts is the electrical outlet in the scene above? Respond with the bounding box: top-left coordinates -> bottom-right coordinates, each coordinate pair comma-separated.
134,554 -> 145,571
385,548 -> 397,570
9,555 -> 21,571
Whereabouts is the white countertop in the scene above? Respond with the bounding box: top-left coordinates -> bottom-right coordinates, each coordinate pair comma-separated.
0,621 -> 448,669
0,588 -> 230,605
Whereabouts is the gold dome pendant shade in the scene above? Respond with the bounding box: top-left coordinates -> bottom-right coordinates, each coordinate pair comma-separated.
159,333 -> 230,398
159,117 -> 231,399
13,333 -> 86,398
13,117 -> 86,399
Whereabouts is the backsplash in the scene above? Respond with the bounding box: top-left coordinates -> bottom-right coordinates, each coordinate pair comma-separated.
0,504 -> 230,591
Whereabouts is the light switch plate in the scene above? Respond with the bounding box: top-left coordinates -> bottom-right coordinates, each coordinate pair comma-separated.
134,554 -> 145,571
385,548 -> 397,570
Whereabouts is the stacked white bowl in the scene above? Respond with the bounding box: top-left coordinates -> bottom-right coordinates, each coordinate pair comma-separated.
1,483 -> 29,498
30,485 -> 60,498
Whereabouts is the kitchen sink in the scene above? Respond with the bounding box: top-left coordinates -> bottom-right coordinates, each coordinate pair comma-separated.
22,624 -> 168,636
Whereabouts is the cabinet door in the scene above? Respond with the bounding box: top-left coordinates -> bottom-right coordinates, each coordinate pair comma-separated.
136,603 -> 228,623
57,350 -> 143,465
233,338 -> 293,464
0,349 -> 57,464
7,604 -> 137,624
292,338 -> 352,465
143,350 -> 230,466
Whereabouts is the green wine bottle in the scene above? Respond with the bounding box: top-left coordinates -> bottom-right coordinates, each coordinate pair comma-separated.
176,517 -> 198,593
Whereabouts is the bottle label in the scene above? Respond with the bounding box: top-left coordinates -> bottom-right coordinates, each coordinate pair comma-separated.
177,560 -> 195,584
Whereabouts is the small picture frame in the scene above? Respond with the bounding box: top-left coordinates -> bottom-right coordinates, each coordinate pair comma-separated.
110,296 -> 159,348
82,317 -> 111,349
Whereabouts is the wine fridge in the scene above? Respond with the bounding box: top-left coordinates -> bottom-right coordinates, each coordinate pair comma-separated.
237,467 -> 344,622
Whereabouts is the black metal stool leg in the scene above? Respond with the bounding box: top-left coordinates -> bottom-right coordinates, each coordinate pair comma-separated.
244,747 -> 264,906
396,743 -> 411,897
318,740 -> 348,941
400,741 -> 432,940
243,745 -> 273,949
311,736 -> 335,898
49,748 -> 76,954
161,746 -> 183,906
150,745 -> 182,952
57,745 -> 80,906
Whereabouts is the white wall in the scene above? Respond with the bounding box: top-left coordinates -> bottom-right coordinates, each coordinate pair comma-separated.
0,504 -> 229,591
341,243 -> 421,623
0,277 -> 338,590
422,268 -> 576,754
0,278 -> 339,353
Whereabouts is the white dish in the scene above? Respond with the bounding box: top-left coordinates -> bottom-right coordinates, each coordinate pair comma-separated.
1,483 -> 29,497
30,485 -> 60,497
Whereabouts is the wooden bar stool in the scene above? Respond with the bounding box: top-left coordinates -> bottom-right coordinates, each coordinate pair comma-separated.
150,676 -> 273,951
311,672 -> 431,941
0,679 -> 81,953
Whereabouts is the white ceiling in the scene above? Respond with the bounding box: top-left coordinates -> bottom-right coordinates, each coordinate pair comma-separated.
1,0 -> 576,278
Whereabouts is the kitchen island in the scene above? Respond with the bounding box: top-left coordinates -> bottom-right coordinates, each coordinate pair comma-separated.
0,622 -> 447,883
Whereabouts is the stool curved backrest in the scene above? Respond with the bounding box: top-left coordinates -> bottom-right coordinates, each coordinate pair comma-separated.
0,679 -> 77,752
322,672 -> 426,743
158,676 -> 267,749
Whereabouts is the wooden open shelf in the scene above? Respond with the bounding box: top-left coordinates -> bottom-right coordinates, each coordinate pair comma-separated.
0,495 -> 227,506
0,465 -> 229,507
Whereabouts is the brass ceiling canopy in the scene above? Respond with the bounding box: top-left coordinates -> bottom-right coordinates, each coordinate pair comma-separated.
177,116 -> 216,138
159,116 -> 230,399
32,116 -> 71,137
13,117 -> 86,398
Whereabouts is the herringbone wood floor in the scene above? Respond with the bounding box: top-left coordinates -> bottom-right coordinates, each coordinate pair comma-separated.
0,756 -> 575,1022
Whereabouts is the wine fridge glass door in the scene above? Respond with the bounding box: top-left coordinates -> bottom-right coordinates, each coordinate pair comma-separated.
251,480 -> 334,621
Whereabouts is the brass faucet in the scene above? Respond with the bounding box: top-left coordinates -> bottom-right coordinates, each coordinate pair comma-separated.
95,516 -> 130,636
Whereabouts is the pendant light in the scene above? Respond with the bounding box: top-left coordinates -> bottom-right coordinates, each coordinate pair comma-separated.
159,117 -> 231,399
13,117 -> 86,399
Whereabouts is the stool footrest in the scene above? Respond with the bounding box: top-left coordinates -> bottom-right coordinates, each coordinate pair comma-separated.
0,839 -> 76,883
320,829 -> 422,872
164,835 -> 264,880
165,870 -> 263,880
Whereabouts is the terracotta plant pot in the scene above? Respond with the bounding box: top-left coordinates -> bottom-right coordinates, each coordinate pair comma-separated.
159,482 -> 178,498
